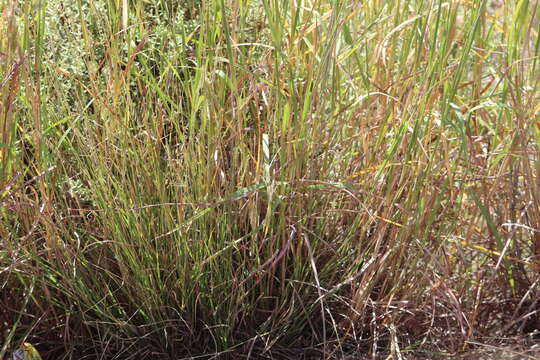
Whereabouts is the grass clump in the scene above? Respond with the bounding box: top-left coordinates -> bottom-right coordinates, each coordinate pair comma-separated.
1,0 -> 539,359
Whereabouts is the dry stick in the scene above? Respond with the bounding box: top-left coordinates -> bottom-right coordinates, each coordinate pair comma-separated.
0,166 -> 56,205
233,226 -> 297,295
65,179 -> 371,214
500,277 -> 540,334
0,171 -> 21,195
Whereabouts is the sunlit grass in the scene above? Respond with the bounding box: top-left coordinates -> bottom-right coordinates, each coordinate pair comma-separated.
1,0 -> 539,358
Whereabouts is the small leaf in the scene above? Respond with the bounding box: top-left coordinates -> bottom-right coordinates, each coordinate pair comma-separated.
12,349 -> 25,360
13,343 -> 43,360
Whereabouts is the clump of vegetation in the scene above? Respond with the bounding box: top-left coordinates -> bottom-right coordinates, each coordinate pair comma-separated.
1,0 -> 539,359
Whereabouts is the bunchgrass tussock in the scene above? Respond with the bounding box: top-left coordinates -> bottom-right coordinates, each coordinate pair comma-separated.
1,0 -> 539,359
